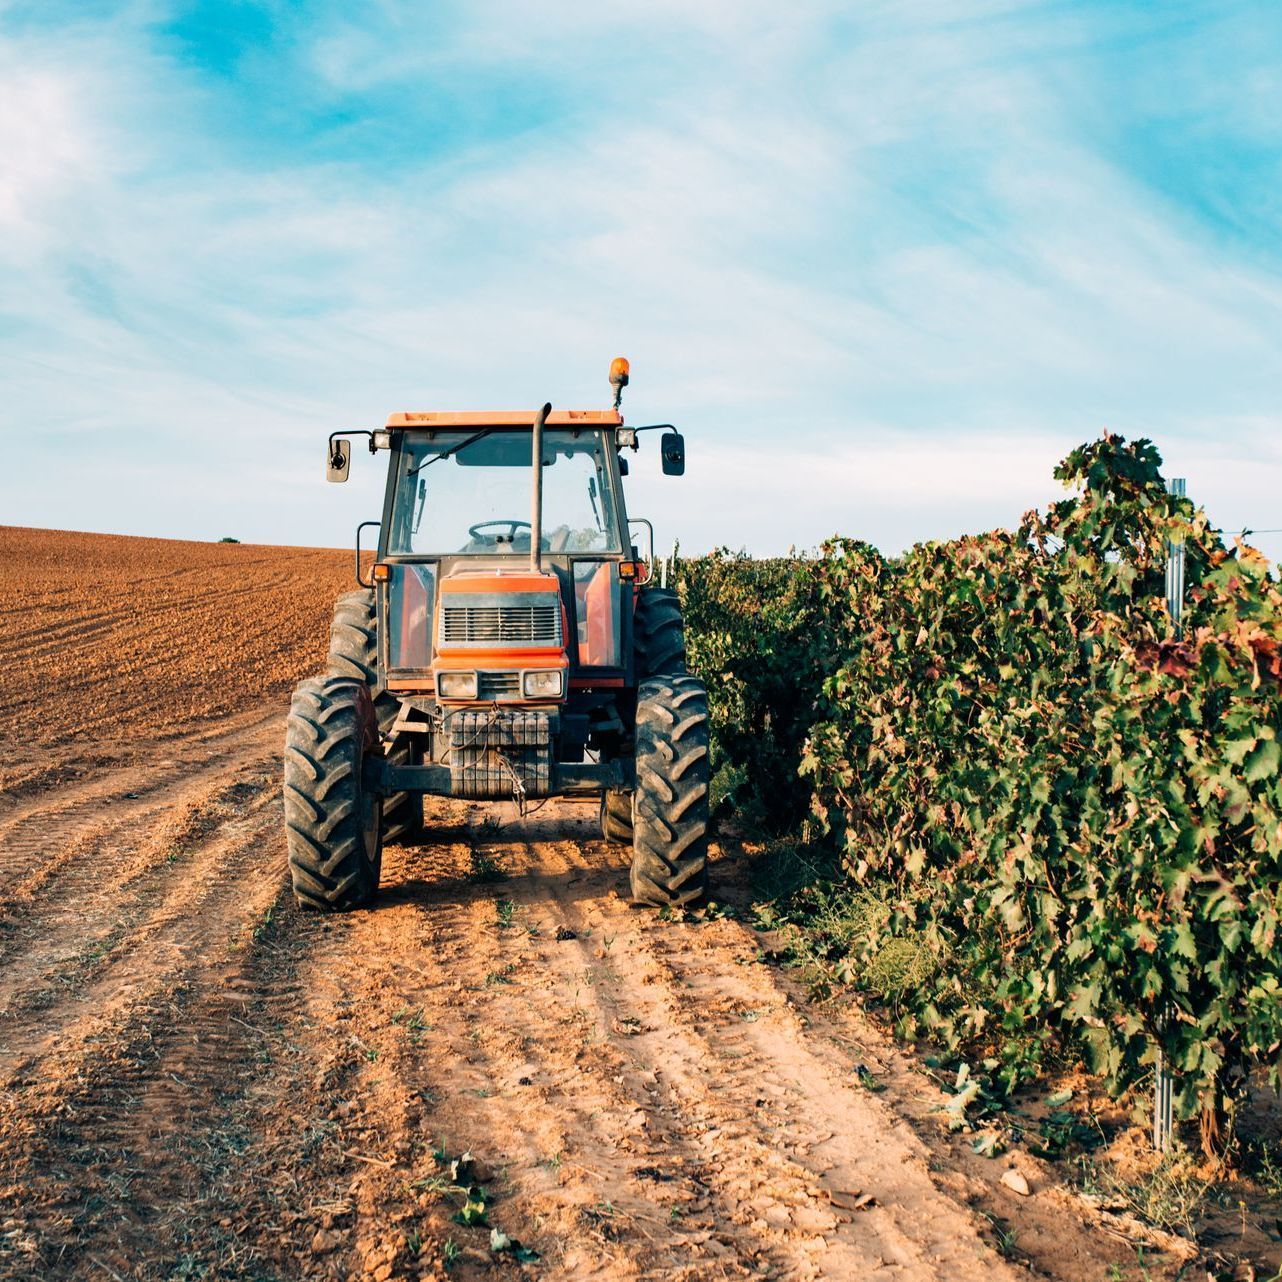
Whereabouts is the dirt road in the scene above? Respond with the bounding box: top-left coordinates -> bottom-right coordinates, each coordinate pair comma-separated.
0,530 -> 1188,1280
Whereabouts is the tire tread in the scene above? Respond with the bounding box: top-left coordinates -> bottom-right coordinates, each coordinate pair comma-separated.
630,674 -> 710,906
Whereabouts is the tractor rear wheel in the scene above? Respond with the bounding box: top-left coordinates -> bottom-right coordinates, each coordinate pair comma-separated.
284,676 -> 383,911
326,589 -> 423,844
633,588 -> 686,677
327,590 -> 381,686
382,738 -> 425,846
600,788 -> 633,844
631,675 -> 709,906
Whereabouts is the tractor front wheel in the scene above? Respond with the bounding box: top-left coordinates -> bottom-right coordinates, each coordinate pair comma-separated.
600,788 -> 633,844
284,676 -> 383,911
630,675 -> 709,906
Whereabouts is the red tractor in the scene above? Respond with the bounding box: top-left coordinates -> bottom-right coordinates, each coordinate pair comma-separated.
284,359 -> 709,910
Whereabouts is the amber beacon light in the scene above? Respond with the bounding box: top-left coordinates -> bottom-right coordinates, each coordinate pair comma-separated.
609,356 -> 630,410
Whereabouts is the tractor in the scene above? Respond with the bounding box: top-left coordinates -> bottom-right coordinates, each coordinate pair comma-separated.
283,359 -> 709,911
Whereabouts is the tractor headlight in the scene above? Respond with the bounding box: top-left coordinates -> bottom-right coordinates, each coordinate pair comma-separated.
522,670 -> 564,699
437,671 -> 478,699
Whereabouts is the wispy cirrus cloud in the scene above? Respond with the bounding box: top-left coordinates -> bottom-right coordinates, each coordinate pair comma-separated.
2,0 -> 1281,558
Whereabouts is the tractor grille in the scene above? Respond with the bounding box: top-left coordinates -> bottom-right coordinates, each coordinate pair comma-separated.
441,603 -> 562,647
477,670 -> 521,700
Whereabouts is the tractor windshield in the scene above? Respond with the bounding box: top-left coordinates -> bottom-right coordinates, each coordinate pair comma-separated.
387,429 -> 623,556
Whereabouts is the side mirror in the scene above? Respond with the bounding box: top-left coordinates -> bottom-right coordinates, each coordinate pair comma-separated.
327,439 -> 351,483
660,430 -> 685,477
618,455 -> 629,476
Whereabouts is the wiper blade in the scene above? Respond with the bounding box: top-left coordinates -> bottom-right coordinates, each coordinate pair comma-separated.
587,476 -> 603,532
409,427 -> 496,476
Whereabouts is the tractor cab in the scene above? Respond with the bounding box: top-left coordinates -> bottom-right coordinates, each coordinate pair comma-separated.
373,410 -> 637,697
285,360 -> 708,914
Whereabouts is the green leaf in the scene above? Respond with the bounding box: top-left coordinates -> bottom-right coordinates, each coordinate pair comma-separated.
1245,738 -> 1280,784
453,1190 -> 490,1227
490,1229 -> 541,1262
971,1130 -> 1006,1158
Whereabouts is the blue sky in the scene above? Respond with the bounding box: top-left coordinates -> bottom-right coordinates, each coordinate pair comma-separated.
3,0 -> 1281,559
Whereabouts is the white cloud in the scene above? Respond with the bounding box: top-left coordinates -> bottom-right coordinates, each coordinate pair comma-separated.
0,62 -> 96,249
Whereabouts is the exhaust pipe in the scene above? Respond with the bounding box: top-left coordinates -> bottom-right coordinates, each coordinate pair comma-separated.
531,402 -> 551,572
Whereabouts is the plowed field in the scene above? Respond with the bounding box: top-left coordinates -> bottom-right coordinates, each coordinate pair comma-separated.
0,528 -> 1198,1281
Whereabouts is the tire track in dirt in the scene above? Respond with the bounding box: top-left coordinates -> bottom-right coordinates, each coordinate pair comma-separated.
0,773 -> 280,1073
0,710 -> 310,1279
0,706 -> 284,951
279,805 -> 1029,1280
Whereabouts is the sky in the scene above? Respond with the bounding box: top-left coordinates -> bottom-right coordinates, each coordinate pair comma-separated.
3,0 -> 1281,560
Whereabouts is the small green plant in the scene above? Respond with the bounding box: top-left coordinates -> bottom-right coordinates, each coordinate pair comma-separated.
391,1006 -> 432,1045
411,1173 -> 453,1197
853,1064 -> 886,1093
468,851 -> 507,883
490,1229 -> 540,1262
1247,1138 -> 1282,1199
1032,1104 -> 1104,1159
452,1191 -> 489,1227
977,1211 -> 1019,1258
442,1238 -> 461,1268
494,899 -> 515,929
1081,1147 -> 1214,1238
252,905 -> 275,943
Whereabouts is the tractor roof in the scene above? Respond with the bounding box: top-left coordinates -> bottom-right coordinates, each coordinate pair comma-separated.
385,409 -> 622,429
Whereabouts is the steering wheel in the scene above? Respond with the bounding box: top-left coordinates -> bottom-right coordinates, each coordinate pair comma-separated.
468,519 -> 531,544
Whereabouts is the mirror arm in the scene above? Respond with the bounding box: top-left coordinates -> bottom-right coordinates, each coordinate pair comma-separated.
328,430 -> 377,469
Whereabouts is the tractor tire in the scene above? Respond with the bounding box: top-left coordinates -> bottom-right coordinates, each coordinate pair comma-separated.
633,588 -> 686,678
630,675 -> 710,907
325,589 -> 423,844
327,589 -> 380,687
284,676 -> 384,911
600,788 -> 633,844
